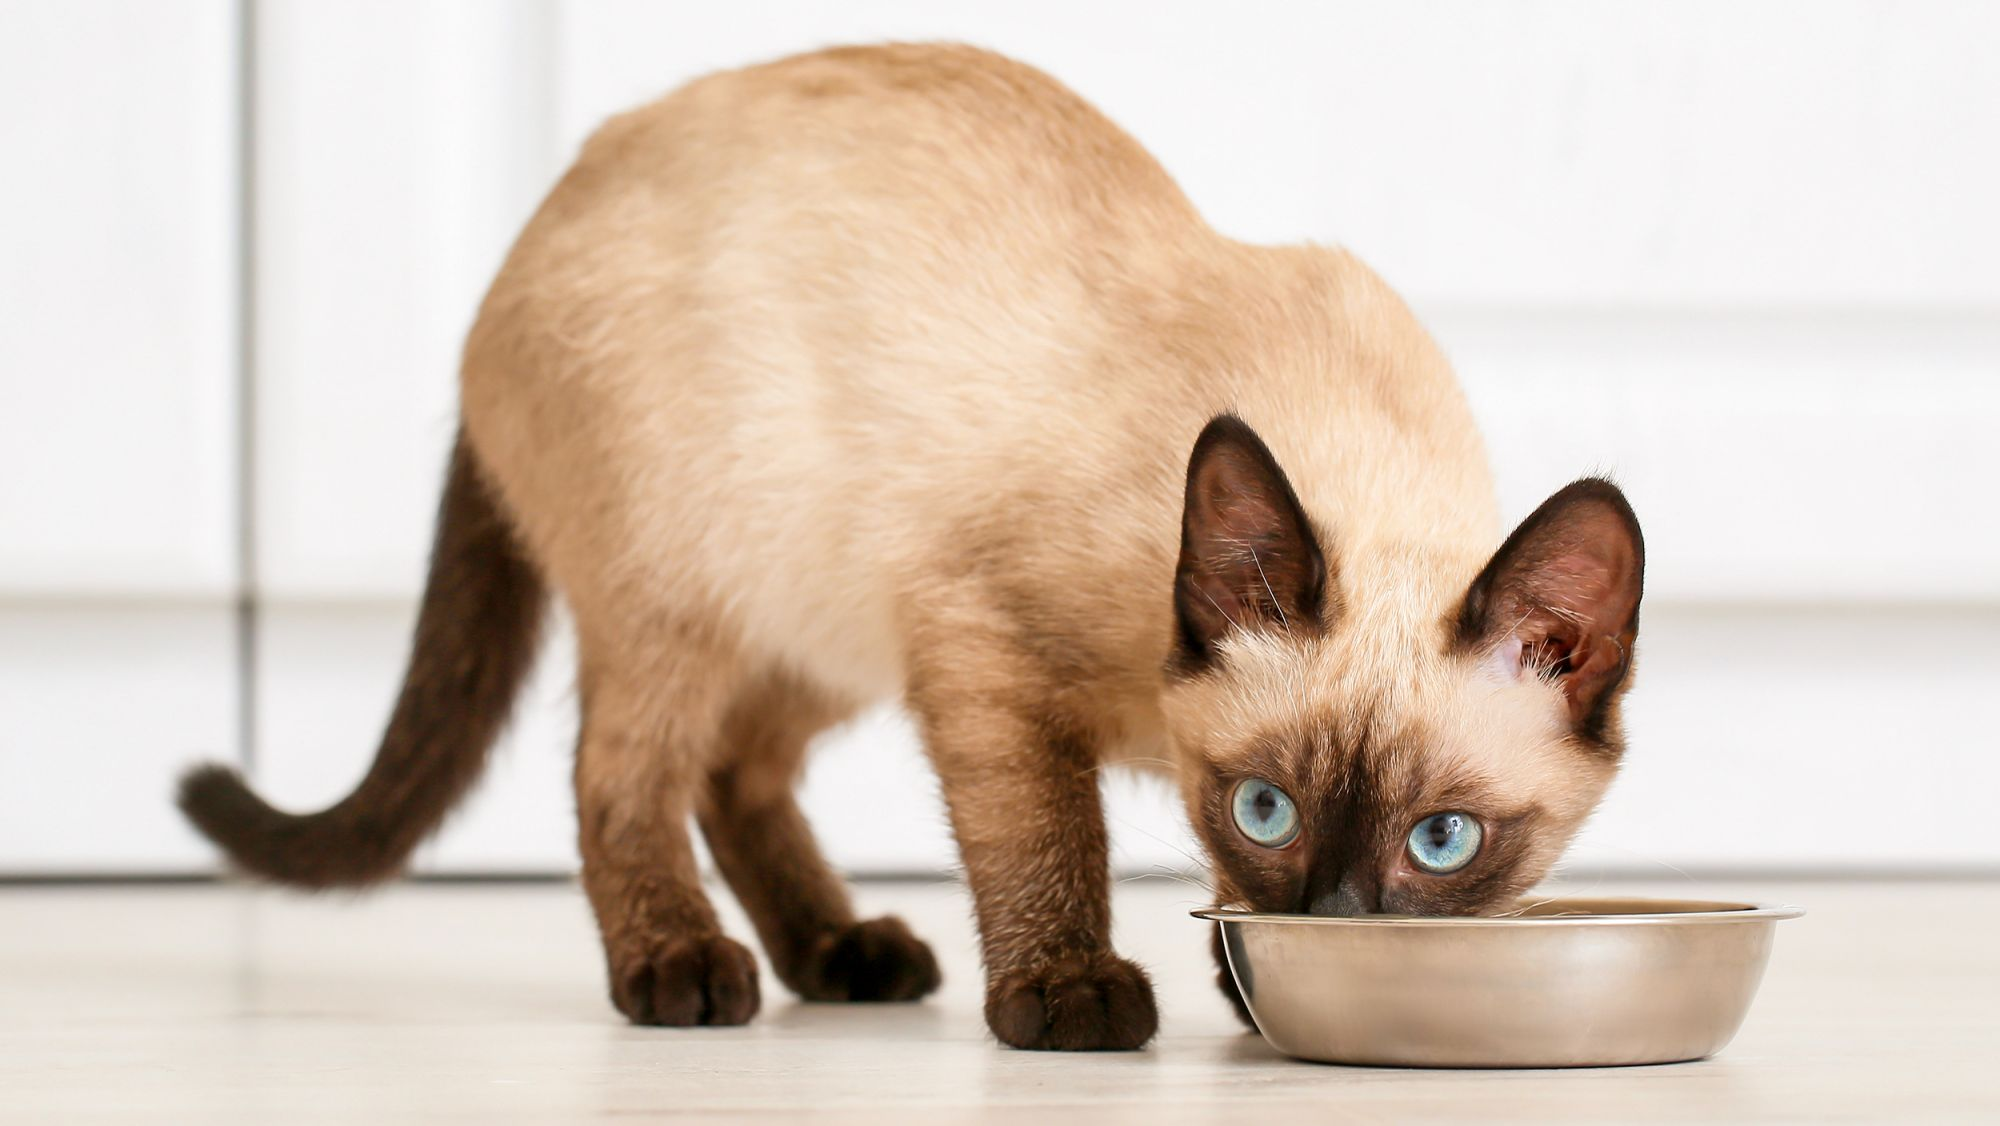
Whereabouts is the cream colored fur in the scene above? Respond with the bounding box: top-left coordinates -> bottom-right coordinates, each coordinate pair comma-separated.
451,42 -> 1625,1046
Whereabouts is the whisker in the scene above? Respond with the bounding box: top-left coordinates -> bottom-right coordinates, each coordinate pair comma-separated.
1578,843 -> 1698,882
1494,892 -> 1565,919
1109,815 -> 1211,874
1119,864 -> 1214,897
1082,756 -> 1183,777
1199,586 -> 1240,630
1119,756 -> 1183,775
1250,546 -> 1287,630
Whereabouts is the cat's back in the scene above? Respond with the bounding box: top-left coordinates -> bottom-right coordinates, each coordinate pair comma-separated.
599,42 -> 1196,218
466,41 -> 1213,507
524,42 -> 1203,284
463,43 -> 1217,696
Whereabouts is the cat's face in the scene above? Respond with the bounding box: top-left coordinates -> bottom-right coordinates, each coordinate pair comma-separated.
1161,417 -> 1643,917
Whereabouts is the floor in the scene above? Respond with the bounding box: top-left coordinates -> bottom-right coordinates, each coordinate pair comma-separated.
2,877 -> 1994,1124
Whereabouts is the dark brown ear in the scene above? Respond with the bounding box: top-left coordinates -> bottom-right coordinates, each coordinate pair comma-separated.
1456,478 -> 1645,742
1174,415 -> 1327,667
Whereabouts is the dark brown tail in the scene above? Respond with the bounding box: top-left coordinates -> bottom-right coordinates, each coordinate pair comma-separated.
178,434 -> 544,888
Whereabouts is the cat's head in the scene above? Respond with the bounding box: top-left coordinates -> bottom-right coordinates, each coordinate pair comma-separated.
1161,416 -> 1644,916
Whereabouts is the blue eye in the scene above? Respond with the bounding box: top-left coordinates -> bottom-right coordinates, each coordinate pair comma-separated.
1407,812 -> 1483,873
1231,779 -> 1300,847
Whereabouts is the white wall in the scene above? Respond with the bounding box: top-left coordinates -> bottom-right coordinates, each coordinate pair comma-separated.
0,0 -> 241,871
3,1 -> 1995,876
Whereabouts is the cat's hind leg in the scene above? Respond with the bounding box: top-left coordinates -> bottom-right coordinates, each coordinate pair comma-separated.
697,668 -> 941,1002
573,623 -> 760,1027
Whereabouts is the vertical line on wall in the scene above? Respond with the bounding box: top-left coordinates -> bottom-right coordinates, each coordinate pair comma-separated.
511,0 -> 564,220
233,0 -> 260,779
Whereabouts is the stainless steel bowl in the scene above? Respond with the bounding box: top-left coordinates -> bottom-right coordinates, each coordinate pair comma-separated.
1196,896 -> 1802,1068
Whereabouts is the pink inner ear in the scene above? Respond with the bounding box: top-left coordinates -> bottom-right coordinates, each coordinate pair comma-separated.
1509,541 -> 1639,704
1201,453 -> 1281,537
1174,420 -> 1327,654
1522,544 -> 1622,627
1481,635 -> 1525,683
1478,496 -> 1642,721
1463,480 -> 1642,732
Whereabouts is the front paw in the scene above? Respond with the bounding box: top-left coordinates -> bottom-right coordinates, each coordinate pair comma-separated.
609,933 -> 761,1026
791,915 -> 943,1002
985,953 -> 1158,1050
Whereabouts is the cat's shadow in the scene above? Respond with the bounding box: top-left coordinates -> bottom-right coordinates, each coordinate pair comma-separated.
1221,1029 -> 1287,1063
763,998 -> 950,1037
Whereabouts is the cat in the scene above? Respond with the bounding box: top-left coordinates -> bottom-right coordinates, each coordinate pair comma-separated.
178,42 -> 1644,1051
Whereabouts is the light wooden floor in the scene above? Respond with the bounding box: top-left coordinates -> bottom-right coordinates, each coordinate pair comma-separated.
2,877 -> 1994,1123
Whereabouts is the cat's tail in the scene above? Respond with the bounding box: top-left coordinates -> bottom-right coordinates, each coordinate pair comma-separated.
176,433 -> 544,888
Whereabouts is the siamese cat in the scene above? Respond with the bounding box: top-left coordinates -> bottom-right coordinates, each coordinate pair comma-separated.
179,43 -> 1644,1051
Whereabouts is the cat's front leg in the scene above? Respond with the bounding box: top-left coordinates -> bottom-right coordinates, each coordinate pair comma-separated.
909,650 -> 1159,1051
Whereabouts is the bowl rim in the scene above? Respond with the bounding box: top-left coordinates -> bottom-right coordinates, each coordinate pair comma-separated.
1192,896 -> 1804,927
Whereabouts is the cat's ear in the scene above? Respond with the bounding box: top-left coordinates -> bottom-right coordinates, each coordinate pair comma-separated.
1173,415 -> 1328,667
1456,478 -> 1645,739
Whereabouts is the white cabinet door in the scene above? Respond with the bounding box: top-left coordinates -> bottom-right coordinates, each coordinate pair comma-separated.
251,604 -> 580,875
1574,605 -> 2000,873
251,0 -> 556,600
0,607 -> 238,873
248,1 -> 575,871
1445,310 -> 2000,604
0,0 -> 239,598
0,0 -> 241,871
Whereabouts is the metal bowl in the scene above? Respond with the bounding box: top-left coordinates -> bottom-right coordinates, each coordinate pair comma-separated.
1196,896 -> 1802,1068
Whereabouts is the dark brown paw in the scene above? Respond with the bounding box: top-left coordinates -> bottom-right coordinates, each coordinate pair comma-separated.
792,916 -> 942,1002
985,954 -> 1158,1051
610,934 -> 761,1027
1211,924 -> 1256,1029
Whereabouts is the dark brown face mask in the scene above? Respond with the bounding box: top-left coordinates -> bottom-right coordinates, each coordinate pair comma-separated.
1194,732 -> 1561,920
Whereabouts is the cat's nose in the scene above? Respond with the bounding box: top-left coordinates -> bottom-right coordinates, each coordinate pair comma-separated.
1307,880 -> 1376,917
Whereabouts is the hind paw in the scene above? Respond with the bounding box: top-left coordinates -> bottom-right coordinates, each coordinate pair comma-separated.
610,934 -> 761,1026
